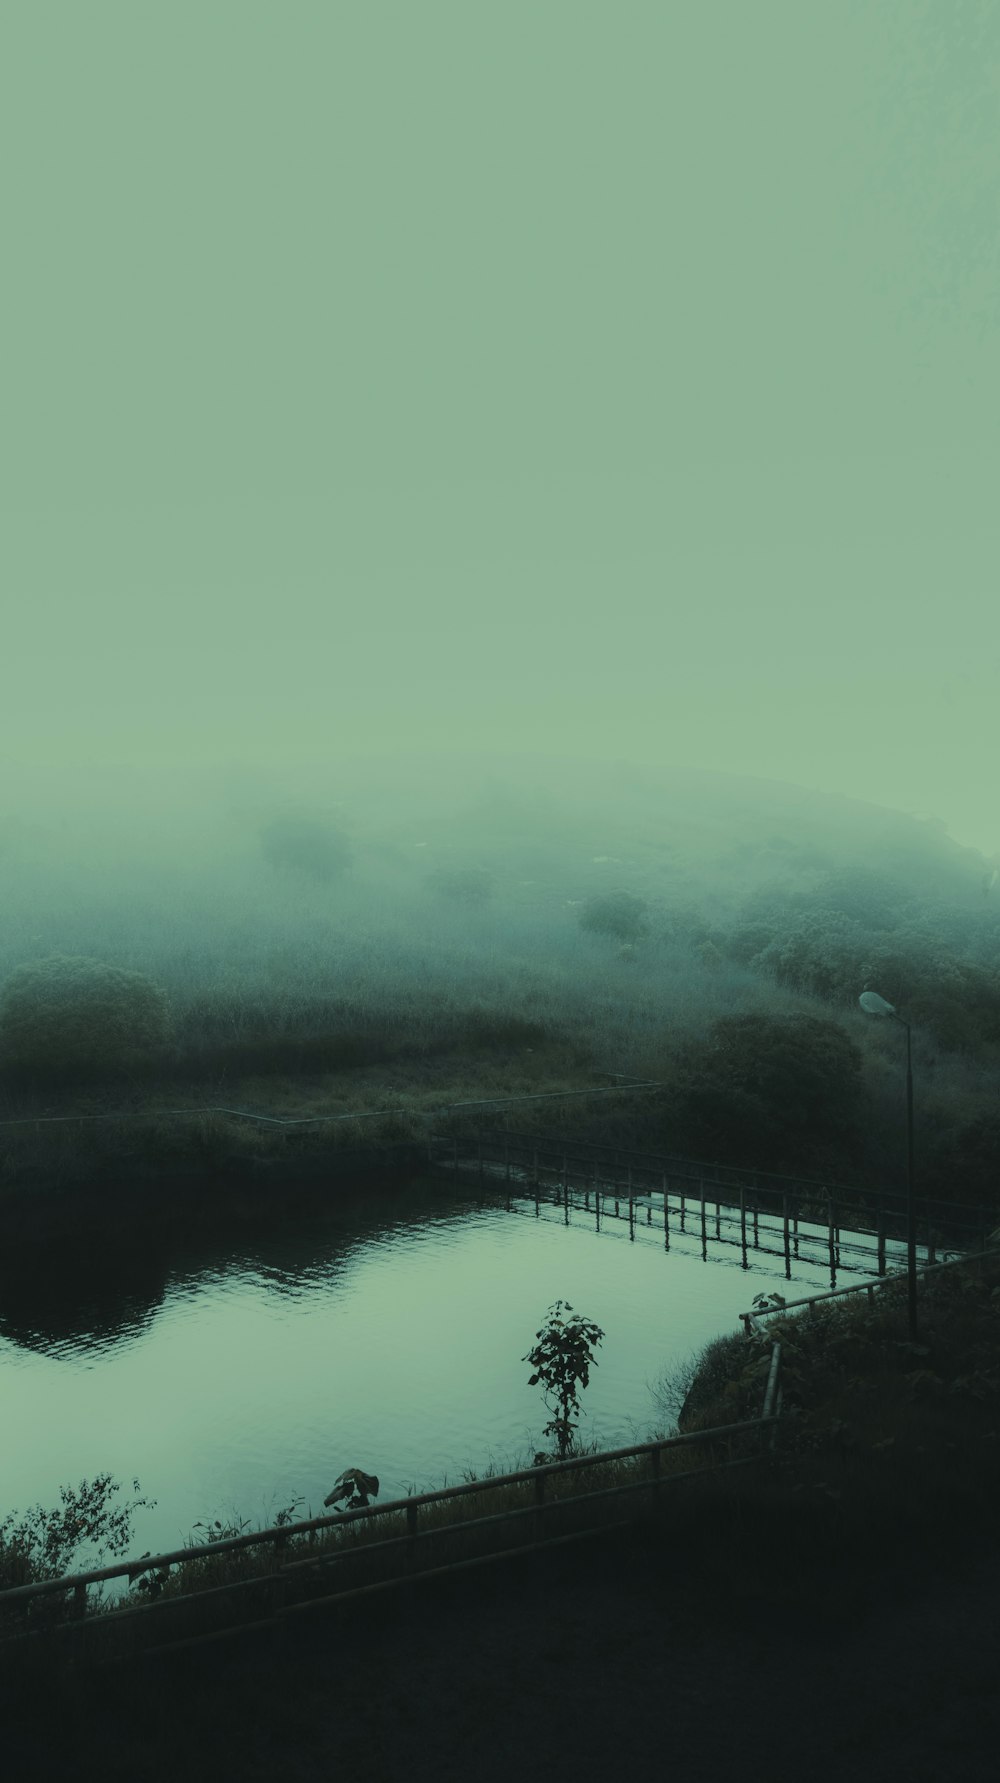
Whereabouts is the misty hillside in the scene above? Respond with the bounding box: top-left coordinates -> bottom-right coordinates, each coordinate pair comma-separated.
1,753 -> 997,1216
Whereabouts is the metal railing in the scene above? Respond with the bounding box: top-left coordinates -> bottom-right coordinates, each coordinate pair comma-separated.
0,1347 -> 783,1660
738,1243 -> 1000,1336
0,1079 -> 667,1132
429,1129 -> 996,1264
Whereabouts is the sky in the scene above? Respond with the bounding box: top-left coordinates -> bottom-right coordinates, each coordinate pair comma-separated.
2,1 -> 999,857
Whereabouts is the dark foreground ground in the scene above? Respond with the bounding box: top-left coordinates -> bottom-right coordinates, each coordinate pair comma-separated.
7,1494 -> 999,1783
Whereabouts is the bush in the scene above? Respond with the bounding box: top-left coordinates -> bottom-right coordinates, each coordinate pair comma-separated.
676,1332 -> 765,1433
0,954 -> 170,1081
669,1012 -> 865,1174
577,892 -> 649,943
259,814 -> 353,883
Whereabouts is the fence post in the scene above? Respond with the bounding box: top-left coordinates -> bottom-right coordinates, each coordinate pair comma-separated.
406,1501 -> 419,1573
663,1174 -> 669,1250
271,1552 -> 288,1640
533,1470 -> 547,1543
739,1184 -> 747,1268
73,1581 -> 87,1620
877,1196 -> 886,1276
782,1194 -> 791,1278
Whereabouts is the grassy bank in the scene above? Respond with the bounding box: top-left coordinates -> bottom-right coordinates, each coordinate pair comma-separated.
671,1245 -> 1000,1614
0,1032 -> 617,1235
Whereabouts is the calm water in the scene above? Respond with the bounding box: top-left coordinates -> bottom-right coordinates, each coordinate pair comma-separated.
1,1178 -> 913,1565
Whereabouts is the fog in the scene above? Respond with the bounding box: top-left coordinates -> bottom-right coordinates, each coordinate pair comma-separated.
1,1 -> 998,862
1,6 -> 998,1213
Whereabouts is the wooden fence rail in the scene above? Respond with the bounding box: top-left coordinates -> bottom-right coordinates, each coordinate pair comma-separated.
0,1353 -> 783,1659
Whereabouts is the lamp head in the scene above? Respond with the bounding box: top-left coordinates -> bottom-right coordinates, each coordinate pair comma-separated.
859,990 -> 896,1016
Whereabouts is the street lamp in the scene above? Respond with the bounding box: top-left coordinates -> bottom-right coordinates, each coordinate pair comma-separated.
859,990 -> 917,1338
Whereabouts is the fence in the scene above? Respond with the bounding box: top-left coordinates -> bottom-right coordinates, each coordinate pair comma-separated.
0,1345 -> 783,1663
426,1129 -> 996,1277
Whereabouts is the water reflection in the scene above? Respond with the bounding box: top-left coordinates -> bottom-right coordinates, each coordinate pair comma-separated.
0,1179 -> 464,1358
0,1247 -> 169,1356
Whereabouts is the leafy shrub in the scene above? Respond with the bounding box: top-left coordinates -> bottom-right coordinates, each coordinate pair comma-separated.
577,892 -> 649,943
0,1475 -> 154,1592
259,814 -> 352,883
0,954 -> 170,1081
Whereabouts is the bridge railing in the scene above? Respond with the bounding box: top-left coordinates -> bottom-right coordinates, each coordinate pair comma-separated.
427,1129 -> 995,1261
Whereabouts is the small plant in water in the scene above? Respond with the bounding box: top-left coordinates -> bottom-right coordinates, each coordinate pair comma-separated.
524,1300 -> 605,1459
323,1468 -> 380,1510
190,1513 -> 253,1544
273,1496 -> 306,1527
752,1292 -> 787,1313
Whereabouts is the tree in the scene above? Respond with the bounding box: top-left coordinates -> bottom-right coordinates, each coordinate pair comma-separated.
670,1013 -> 865,1173
751,912 -> 869,1002
259,813 -> 352,883
523,1300 -> 605,1459
577,892 -> 648,944
0,954 -> 170,1082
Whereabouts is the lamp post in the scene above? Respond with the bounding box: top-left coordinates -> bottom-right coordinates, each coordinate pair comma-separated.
859,990 -> 917,1339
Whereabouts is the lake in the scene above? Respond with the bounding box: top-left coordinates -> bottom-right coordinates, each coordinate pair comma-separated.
0,1175 -> 914,1568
